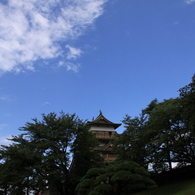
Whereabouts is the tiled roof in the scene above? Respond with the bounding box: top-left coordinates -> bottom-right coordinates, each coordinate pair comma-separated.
87,110 -> 121,129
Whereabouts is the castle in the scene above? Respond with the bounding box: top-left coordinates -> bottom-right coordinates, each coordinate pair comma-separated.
87,111 -> 121,162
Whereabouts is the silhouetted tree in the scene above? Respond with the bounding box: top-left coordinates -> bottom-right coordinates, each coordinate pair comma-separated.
76,161 -> 157,195
0,112 -> 99,195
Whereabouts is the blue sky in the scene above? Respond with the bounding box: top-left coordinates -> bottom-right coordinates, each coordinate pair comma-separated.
0,0 -> 195,145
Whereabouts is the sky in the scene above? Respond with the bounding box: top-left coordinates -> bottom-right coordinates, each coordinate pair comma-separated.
0,0 -> 195,145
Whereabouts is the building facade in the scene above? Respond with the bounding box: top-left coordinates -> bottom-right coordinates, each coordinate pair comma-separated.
87,111 -> 121,162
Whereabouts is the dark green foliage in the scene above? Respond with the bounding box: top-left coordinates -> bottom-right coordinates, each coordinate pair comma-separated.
178,74 -> 195,164
114,114 -> 148,167
76,161 -> 157,195
88,191 -> 102,195
0,112 -> 102,195
115,75 -> 195,172
1,73 -> 195,194
93,184 -> 112,194
69,126 -> 104,193
115,74 -> 195,173
0,140 -> 45,194
179,74 -> 195,132
145,95 -> 195,170
70,124 -> 103,179
144,98 -> 183,171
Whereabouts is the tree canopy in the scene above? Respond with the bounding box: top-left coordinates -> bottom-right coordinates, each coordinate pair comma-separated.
116,74 -> 195,172
1,73 -> 195,194
76,161 -> 157,195
0,112 -> 102,195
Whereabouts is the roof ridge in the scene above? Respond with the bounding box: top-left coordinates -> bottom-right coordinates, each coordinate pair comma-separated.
93,110 -> 113,123
87,111 -> 121,129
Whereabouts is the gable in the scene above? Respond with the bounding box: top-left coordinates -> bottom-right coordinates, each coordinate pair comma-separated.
88,111 -> 121,129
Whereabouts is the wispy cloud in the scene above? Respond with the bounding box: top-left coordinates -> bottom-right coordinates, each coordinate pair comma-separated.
0,95 -> 14,101
0,124 -> 12,145
42,101 -> 49,106
66,45 -> 82,60
58,61 -> 80,73
0,0 -> 107,74
0,124 -> 8,131
185,0 -> 195,4
0,96 -> 8,101
0,135 -> 12,146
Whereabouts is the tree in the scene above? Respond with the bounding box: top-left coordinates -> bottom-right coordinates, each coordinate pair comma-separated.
0,144 -> 37,194
179,74 -> 195,134
116,96 -> 195,173
143,96 -> 195,171
76,161 -> 157,195
0,112 -> 91,195
145,99 -> 177,171
177,74 -> 195,165
143,98 -> 186,172
114,114 -> 148,167
19,112 -> 82,195
69,124 -> 104,194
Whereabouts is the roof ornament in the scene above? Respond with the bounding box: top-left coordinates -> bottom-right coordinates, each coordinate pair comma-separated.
87,111 -> 121,129
99,110 -> 103,116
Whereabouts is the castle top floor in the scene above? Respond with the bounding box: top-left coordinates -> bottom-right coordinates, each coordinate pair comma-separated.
87,111 -> 121,132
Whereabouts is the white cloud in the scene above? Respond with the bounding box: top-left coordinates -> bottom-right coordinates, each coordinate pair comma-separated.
0,96 -> 8,101
58,61 -> 80,73
0,0 -> 107,74
185,0 -> 195,4
42,101 -> 49,106
0,124 -> 8,131
0,95 -> 14,101
66,45 -> 82,59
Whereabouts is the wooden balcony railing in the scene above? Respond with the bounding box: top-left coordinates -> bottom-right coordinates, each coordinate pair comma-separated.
95,135 -> 115,139
104,155 -> 117,161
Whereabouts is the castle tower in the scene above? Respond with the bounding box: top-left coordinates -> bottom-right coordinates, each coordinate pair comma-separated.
87,111 -> 121,162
